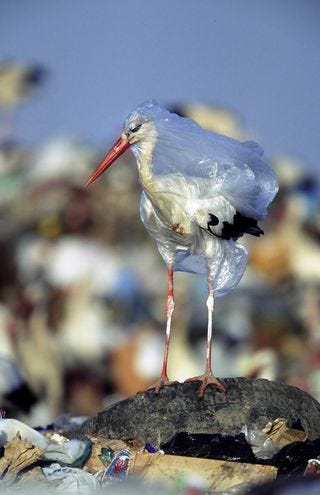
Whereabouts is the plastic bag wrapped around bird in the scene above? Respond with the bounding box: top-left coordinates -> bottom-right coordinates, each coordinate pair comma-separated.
128,100 -> 279,296
86,100 -> 278,296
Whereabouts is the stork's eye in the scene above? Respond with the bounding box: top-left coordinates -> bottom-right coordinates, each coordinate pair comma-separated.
130,123 -> 142,133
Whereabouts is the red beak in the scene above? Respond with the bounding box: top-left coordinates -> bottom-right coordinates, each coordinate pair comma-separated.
85,136 -> 130,187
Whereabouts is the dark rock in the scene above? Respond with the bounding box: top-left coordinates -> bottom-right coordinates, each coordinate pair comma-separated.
77,378 -> 320,446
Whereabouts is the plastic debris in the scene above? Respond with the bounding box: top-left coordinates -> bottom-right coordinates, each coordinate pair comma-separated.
262,418 -> 308,447
272,438 -> 320,476
0,418 -> 49,449
43,438 -> 92,467
241,424 -> 280,459
161,432 -> 256,463
48,432 -> 69,444
144,443 -> 158,453
4,418 -> 320,492
42,462 -> 100,493
305,458 -> 320,477
98,448 -> 131,485
83,436 -> 128,474
99,447 -> 115,465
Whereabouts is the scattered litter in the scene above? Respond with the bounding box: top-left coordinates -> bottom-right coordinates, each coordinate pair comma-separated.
83,436 -> 128,474
161,431 -> 256,463
0,434 -> 43,486
143,443 -> 159,453
42,462 -> 100,493
241,424 -> 280,459
0,418 -> 49,449
131,452 -> 277,492
0,417 -> 320,493
262,418 -> 308,447
43,438 -> 92,467
305,458 -> 320,477
99,447 -> 115,465
98,448 -> 132,485
272,437 -> 320,476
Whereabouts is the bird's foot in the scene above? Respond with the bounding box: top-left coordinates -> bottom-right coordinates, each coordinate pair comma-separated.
139,376 -> 179,394
185,371 -> 226,398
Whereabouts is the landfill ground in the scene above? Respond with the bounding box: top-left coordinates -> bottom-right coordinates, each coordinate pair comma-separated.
2,378 -> 320,494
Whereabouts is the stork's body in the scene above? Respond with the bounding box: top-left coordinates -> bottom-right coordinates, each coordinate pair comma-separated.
86,101 -> 278,396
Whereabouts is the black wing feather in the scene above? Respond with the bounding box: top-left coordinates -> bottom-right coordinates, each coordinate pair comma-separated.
206,211 -> 264,240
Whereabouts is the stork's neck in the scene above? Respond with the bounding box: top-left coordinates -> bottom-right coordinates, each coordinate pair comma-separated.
134,125 -> 158,191
136,140 -> 154,181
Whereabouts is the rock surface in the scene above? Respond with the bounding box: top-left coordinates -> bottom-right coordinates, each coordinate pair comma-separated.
77,378 -> 320,445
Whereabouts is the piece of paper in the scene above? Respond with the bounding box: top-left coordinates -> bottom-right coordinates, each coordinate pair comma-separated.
132,453 -> 277,491
263,418 -> 307,447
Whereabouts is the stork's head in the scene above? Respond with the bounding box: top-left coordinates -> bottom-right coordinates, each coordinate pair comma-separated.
85,100 -> 168,186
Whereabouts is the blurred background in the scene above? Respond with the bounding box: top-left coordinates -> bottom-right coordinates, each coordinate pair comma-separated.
0,0 -> 319,426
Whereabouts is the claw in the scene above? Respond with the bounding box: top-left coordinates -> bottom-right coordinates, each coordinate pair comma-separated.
185,372 -> 226,398
138,377 -> 179,394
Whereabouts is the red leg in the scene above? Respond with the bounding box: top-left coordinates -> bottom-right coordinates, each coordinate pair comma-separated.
185,270 -> 225,397
140,265 -> 178,393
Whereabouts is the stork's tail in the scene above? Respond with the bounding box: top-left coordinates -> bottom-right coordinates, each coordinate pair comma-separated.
221,211 -> 264,240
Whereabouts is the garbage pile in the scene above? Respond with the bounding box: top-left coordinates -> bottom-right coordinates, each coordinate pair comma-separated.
2,414 -> 320,494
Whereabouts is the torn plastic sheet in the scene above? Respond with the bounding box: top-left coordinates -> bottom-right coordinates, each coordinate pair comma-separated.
42,463 -> 100,493
97,448 -> 131,485
241,424 -> 279,459
43,438 -> 92,467
161,428 -> 320,472
0,418 -> 92,468
272,438 -> 320,476
161,432 -> 256,463
0,418 -> 49,449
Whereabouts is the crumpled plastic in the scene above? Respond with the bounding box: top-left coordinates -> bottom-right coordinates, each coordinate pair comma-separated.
0,419 -> 92,468
161,431 -> 256,463
241,424 -> 280,459
126,100 -> 278,296
42,463 -> 100,493
272,437 -> 320,476
43,438 -> 92,467
0,419 -> 49,450
141,190 -> 248,296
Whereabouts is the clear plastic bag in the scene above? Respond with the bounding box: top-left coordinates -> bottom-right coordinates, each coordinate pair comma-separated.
134,100 -> 278,296
42,463 -> 100,493
241,424 -> 280,459
0,418 -> 49,449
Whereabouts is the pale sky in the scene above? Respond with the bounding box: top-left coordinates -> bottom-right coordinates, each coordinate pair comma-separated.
1,0 -> 319,172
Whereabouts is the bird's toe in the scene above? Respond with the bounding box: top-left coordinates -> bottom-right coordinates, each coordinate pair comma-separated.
138,377 -> 179,394
185,373 -> 226,397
